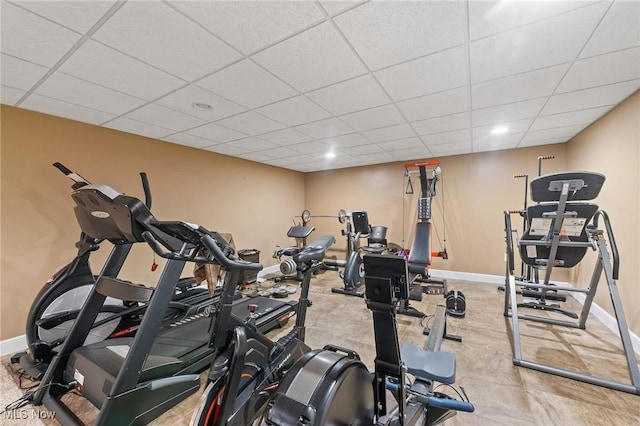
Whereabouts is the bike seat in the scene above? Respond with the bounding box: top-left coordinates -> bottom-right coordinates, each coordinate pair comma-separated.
293,246 -> 325,264
401,343 -> 456,384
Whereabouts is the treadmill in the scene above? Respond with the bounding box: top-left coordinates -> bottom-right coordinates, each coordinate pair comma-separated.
32,182 -> 292,425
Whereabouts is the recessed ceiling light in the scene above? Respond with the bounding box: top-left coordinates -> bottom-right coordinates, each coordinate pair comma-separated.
492,126 -> 508,135
192,102 -> 213,111
325,152 -> 336,159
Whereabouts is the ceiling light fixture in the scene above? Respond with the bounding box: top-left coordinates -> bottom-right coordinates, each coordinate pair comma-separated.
192,102 -> 213,111
325,152 -> 336,159
491,126 -> 508,135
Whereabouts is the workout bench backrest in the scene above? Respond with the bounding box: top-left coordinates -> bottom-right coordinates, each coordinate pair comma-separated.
519,172 -> 605,268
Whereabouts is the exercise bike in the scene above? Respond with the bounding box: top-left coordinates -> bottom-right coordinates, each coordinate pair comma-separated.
12,163 -> 206,381
331,210 -> 371,297
261,254 -> 474,425
189,242 -> 327,425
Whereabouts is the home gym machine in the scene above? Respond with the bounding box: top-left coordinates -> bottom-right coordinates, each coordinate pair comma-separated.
503,171 -> 640,395
189,238 -> 328,425
30,173 -> 294,425
12,163 -> 211,382
260,253 -> 474,425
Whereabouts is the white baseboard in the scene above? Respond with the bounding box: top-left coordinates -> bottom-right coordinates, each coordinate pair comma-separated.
257,264 -> 280,280
0,335 -> 27,357
432,268 -> 640,356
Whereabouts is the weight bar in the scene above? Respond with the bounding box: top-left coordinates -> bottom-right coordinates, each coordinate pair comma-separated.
300,209 -> 347,225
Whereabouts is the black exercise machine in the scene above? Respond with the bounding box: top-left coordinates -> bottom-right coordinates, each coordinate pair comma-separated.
260,253 -> 474,425
331,210 -> 372,297
189,239 -> 327,425
31,176 -> 294,425
504,171 -> 640,395
273,225 -> 336,283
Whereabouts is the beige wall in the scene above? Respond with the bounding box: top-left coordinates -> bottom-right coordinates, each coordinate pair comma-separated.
566,90 -> 640,335
0,106 -> 305,339
1,91 -> 638,341
304,145 -> 569,276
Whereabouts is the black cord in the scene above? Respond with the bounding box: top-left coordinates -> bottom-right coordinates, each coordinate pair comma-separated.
433,383 -> 468,402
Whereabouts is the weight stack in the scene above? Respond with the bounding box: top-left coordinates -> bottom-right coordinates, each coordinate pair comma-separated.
238,249 -> 260,285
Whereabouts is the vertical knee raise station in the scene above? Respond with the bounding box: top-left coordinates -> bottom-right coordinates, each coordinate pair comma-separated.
503,171 -> 640,395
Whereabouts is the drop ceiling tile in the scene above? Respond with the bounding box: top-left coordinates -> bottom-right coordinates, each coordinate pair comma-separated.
318,1 -> 366,16
204,143 -> 250,156
21,93 -> 115,125
252,21 -> 366,92
16,1 -> 117,34
258,128 -> 312,146
294,117 -> 354,139
375,46 -> 468,101
557,47 -> 640,93
469,1 -> 597,40
260,146 -> 302,158
1,54 -> 48,90
378,137 -> 424,153
531,106 -> 613,131
362,123 -> 416,143
473,141 -> 519,153
470,4 -> 607,83
225,137 -> 279,152
257,96 -> 331,126
155,84 -> 246,121
342,143 -> 384,156
321,133 -> 369,149
397,87 -> 469,122
351,151 -> 397,164
284,153 -> 326,164
421,129 -> 470,146
238,152 -> 276,163
186,122 -> 248,143
59,40 -> 186,101
216,111 -> 284,136
340,104 -> 404,132
306,74 -> 389,115
521,125 -> 587,142
92,1 -> 241,81
580,0 -> 640,58
289,140 -> 331,154
197,60 -> 297,109
1,85 -> 26,105
264,157 -> 293,166
104,117 -> 174,139
420,129 -> 471,146
473,133 -> 524,152
471,64 -> 567,109
125,103 -> 205,132
1,2 -> 81,67
334,1 -> 466,70
162,133 -> 221,149
541,80 -> 640,115
170,1 -> 324,54
412,112 -> 469,135
519,137 -> 568,148
472,119 -> 533,140
391,146 -> 433,162
472,98 -> 547,127
35,72 -> 146,115
428,141 -> 472,157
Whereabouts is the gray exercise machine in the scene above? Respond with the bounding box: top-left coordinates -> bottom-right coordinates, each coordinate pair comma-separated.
503,171 -> 640,395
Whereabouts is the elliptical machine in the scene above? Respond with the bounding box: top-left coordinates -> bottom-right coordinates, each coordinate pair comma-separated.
12,163 -> 204,381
